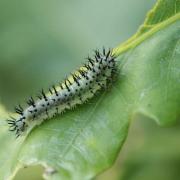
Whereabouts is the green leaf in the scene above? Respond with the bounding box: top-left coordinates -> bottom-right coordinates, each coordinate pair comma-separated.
0,0 -> 179,179
114,0 -> 180,54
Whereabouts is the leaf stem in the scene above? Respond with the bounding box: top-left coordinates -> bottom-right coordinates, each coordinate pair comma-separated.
112,13 -> 180,57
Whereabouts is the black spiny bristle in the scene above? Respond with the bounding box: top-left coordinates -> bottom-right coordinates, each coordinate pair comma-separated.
15,130 -> 20,138
72,73 -> 80,86
64,79 -> 70,92
7,119 -> 15,126
87,57 -> 94,66
67,79 -> 72,85
84,63 -> 92,70
95,50 -> 101,59
106,49 -> 111,59
79,69 -> 86,78
60,84 -> 64,90
52,85 -> 58,96
15,104 -> 23,115
37,94 -> 42,100
94,55 -> 98,62
103,47 -> 106,56
27,96 -> 35,107
41,89 -> 47,101
49,88 -> 53,94
7,117 -> 17,132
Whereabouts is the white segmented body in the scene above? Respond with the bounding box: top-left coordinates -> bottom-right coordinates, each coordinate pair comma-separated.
7,49 -> 117,137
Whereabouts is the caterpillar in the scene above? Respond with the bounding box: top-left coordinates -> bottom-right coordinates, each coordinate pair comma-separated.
7,48 -> 117,138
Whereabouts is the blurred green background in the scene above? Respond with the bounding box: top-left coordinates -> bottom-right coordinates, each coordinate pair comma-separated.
0,0 -> 156,110
1,0 -> 180,180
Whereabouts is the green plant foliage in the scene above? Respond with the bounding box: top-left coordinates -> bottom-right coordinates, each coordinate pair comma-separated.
0,0 -> 179,179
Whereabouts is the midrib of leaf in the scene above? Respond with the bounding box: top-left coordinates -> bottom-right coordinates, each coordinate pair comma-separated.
113,12 -> 180,57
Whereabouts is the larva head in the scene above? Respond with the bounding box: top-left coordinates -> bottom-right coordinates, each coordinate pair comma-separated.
7,117 -> 28,138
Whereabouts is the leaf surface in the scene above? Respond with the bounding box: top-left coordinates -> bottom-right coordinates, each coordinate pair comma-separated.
0,0 -> 179,179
